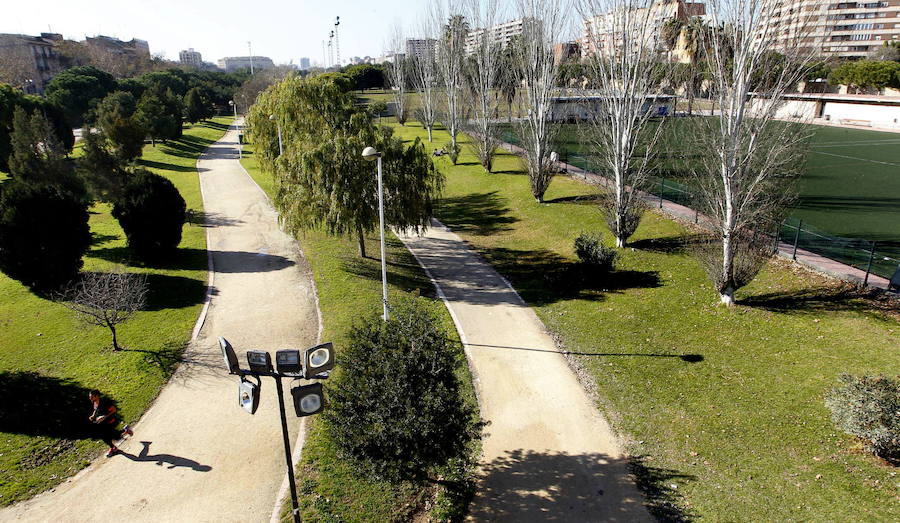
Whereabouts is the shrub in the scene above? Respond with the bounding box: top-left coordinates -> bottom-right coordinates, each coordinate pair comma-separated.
111,169 -> 186,260
0,181 -> 91,291
574,233 -> 617,272
826,374 -> 900,463
323,297 -> 481,482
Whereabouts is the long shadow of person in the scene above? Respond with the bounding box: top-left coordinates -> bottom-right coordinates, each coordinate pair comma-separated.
118,441 -> 212,472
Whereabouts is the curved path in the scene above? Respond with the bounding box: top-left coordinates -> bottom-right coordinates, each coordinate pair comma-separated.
2,122 -> 320,522
399,222 -> 651,522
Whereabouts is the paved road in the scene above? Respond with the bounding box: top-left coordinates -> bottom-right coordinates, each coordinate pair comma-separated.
399,221 -> 651,522
1,122 -> 320,522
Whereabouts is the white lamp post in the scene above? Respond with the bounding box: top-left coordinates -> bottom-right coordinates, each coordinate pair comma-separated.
269,114 -> 283,156
229,101 -> 242,159
362,146 -> 388,321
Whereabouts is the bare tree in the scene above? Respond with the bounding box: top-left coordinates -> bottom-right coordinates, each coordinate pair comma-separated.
62,268 -> 148,351
432,0 -> 468,152
385,23 -> 410,125
464,0 -> 504,172
410,19 -> 440,141
693,0 -> 815,305
0,36 -> 37,89
513,0 -> 570,202
579,0 -> 665,247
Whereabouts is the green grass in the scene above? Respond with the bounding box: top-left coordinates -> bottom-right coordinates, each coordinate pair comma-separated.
240,145 -> 480,522
391,120 -> 900,521
0,118 -> 231,505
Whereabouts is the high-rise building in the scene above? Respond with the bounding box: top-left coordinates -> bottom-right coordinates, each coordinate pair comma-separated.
464,19 -> 528,55
405,38 -> 438,60
179,48 -> 203,66
581,0 -> 705,58
217,56 -> 276,72
764,0 -> 900,60
300,57 -> 311,69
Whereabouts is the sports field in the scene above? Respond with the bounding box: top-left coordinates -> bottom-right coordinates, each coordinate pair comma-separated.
497,120 -> 900,279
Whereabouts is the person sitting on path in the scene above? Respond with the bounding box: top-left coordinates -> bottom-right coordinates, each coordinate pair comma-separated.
88,389 -> 133,457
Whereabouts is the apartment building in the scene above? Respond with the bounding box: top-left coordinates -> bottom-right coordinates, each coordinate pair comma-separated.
179,48 -> 203,66
0,32 -> 64,93
581,0 -> 705,57
464,18 -> 527,54
217,56 -> 275,72
406,38 -> 437,60
765,0 -> 900,59
85,35 -> 151,59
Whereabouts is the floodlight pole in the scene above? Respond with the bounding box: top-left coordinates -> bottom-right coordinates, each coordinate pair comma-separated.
274,376 -> 302,523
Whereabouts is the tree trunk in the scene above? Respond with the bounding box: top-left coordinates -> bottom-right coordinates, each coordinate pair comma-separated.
427,126 -> 433,142
720,286 -> 735,306
615,236 -> 625,248
110,324 -> 120,351
357,228 -> 367,258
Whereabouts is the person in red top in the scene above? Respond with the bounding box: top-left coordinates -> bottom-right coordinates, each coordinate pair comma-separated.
88,389 -> 133,457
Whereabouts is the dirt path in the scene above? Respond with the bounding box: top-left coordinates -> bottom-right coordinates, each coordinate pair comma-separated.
398,221 -> 651,522
1,122 -> 320,522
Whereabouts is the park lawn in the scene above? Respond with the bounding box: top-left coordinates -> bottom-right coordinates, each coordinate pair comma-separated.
240,146 -> 481,522
0,117 -> 231,505
390,120 -> 900,520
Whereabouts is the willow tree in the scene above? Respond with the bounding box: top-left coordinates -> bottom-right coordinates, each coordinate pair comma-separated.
579,0 -> 665,247
248,76 -> 443,258
694,0 -> 815,305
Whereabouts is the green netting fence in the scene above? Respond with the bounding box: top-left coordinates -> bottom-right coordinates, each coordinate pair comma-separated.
497,129 -> 900,284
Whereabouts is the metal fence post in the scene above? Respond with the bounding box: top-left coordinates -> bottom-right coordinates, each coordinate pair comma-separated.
791,219 -> 802,261
864,240 -> 876,286
773,220 -> 783,254
658,179 -> 665,209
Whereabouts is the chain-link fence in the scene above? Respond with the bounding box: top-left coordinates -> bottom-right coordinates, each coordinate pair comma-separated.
497,128 -> 900,285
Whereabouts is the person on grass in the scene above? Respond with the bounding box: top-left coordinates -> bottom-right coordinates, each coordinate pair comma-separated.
88,389 -> 133,457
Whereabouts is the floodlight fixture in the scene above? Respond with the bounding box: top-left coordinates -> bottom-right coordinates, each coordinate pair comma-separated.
291,383 -> 325,417
219,337 -> 241,375
239,377 -> 260,415
246,350 -> 272,373
276,349 -> 303,375
303,342 -> 335,378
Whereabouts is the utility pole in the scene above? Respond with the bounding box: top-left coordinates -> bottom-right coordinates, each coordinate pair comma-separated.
334,16 -> 341,67
322,40 -> 327,69
248,41 -> 254,74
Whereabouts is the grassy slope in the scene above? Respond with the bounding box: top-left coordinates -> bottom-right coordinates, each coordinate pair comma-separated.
240,146 -> 480,522
390,120 -> 900,521
0,118 -> 231,505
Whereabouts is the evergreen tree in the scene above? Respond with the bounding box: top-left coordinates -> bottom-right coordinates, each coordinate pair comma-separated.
136,86 -> 182,145
96,91 -> 146,162
183,87 -> 208,124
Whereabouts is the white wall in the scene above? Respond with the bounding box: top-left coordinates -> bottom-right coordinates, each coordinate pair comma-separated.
774,100 -> 819,120
821,102 -> 900,129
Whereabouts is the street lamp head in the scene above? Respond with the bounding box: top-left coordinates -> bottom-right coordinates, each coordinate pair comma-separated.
269,114 -> 275,120
361,146 -> 381,162
229,100 -> 234,106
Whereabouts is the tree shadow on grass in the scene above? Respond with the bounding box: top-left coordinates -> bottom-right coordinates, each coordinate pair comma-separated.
629,233 -> 709,254
87,246 -> 208,271
484,247 -> 662,306
629,455 -> 697,522
739,284 -> 899,321
542,193 -> 604,206
90,232 -> 119,246
0,371 -> 109,442
436,191 -> 519,236
340,240 -> 438,299
198,120 -> 229,131
470,449 -> 693,521
136,159 -> 196,173
144,274 -> 208,311
123,340 -> 188,375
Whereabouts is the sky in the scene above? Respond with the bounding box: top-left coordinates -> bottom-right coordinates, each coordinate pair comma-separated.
0,0 -> 431,67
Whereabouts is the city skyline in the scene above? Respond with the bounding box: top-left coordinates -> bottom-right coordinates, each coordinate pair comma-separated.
1,0 -> 422,67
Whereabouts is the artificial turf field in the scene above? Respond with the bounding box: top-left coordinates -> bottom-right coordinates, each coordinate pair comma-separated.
500,120 -> 900,279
